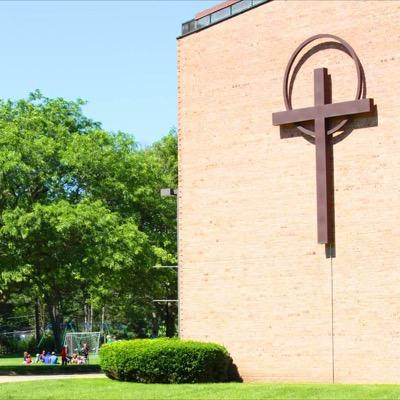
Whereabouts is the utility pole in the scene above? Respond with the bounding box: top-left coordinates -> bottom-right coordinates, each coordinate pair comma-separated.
84,304 -> 87,332
90,304 -> 93,332
101,306 -> 105,342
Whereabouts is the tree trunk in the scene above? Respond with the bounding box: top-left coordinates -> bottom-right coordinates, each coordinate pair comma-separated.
164,303 -> 176,338
46,301 -> 62,351
151,311 -> 159,338
34,298 -> 41,346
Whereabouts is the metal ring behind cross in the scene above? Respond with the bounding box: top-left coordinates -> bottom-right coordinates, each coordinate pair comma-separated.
283,34 -> 364,138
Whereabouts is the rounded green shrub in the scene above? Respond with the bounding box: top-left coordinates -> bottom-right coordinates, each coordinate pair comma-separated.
99,338 -> 232,383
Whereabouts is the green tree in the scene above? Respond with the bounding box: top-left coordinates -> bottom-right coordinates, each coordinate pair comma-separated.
0,92 -> 178,347
0,201 -> 155,348
61,129 -> 178,337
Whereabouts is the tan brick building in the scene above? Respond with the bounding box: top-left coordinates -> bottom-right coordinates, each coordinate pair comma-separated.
177,0 -> 400,383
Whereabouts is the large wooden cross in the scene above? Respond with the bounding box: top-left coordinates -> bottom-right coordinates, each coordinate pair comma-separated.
272,67 -> 373,244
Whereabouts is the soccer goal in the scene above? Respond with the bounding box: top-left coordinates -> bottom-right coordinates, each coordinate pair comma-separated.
63,332 -> 101,355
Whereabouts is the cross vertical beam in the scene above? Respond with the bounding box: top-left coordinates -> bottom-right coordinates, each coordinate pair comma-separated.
272,65 -> 373,245
314,68 -> 332,244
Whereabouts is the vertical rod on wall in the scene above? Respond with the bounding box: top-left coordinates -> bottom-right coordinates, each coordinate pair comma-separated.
330,243 -> 335,384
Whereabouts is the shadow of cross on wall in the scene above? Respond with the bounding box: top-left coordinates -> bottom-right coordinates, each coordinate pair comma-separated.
272,67 -> 375,245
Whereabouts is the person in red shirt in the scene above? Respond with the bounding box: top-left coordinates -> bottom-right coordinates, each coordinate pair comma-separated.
60,345 -> 69,366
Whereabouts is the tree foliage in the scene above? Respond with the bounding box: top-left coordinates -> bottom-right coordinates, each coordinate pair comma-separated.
0,91 -> 177,348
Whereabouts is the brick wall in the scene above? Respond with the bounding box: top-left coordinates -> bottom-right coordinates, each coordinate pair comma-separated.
177,0 -> 400,383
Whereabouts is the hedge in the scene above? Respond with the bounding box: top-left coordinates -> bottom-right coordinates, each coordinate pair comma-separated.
99,338 -> 233,383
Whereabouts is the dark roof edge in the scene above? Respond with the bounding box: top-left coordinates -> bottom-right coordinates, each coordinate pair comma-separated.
177,0 -> 272,41
196,0 -> 240,19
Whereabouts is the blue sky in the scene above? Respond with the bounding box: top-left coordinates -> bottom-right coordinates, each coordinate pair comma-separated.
0,1 -> 218,146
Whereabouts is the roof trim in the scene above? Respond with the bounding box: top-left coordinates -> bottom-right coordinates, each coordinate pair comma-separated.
195,0 -> 241,19
178,0 -> 271,40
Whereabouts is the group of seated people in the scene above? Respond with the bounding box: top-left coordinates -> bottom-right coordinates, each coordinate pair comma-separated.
23,350 -> 58,365
68,352 -> 87,365
23,343 -> 90,366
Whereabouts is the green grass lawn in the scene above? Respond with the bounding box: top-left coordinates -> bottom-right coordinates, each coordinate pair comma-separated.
1,379 -> 400,400
0,355 -> 100,375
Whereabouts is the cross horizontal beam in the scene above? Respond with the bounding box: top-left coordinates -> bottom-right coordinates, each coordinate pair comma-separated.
272,98 -> 373,126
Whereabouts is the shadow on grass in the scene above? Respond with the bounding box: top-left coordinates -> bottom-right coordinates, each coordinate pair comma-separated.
0,364 -> 101,376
